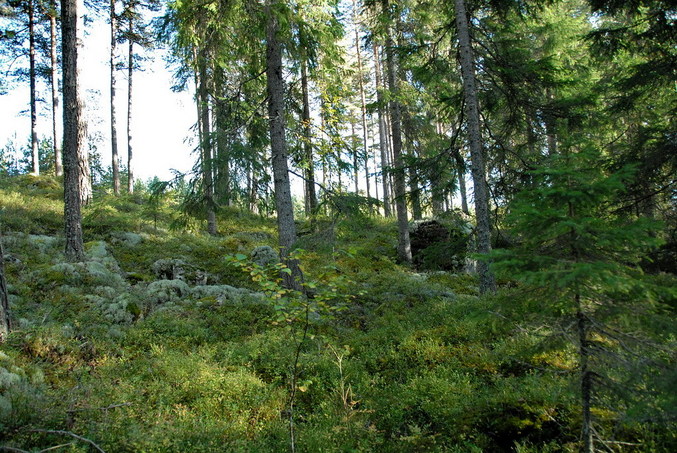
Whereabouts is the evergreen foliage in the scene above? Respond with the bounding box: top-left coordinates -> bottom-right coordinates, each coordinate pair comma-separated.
0,175 -> 674,451
1,0 -> 676,450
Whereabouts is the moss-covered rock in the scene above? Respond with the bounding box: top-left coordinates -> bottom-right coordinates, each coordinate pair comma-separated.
145,279 -> 190,306
250,245 -> 279,267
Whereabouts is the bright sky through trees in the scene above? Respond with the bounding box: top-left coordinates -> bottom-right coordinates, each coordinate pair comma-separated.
1,11 -> 195,181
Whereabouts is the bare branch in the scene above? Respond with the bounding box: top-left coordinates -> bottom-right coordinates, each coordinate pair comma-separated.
30,430 -> 106,453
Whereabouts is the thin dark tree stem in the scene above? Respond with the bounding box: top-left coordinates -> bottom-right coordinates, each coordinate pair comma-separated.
49,1 -> 62,176
29,0 -> 39,175
111,0 -> 120,194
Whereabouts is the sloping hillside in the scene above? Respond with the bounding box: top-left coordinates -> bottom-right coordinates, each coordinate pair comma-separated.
0,176 -> 675,452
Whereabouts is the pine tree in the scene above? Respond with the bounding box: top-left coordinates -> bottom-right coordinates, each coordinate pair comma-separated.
61,0 -> 84,261
454,0 -> 495,292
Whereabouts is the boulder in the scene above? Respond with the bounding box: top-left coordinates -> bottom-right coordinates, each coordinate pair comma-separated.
250,246 -> 279,268
151,259 -> 188,280
409,219 -> 469,272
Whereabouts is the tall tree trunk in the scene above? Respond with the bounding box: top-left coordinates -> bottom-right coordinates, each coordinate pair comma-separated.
0,231 -> 11,342
29,0 -> 39,175
454,0 -> 495,293
301,59 -> 317,216
198,56 -> 217,235
49,2 -> 62,177
385,26 -> 412,264
371,115 -> 379,202
127,15 -> 134,193
402,110 -> 422,220
430,122 -> 446,216
351,120 -> 359,193
353,3 -> 370,202
110,0 -> 120,194
385,103 -> 396,216
214,69 -> 231,206
373,44 -> 391,217
266,0 -> 302,291
62,0 -> 85,261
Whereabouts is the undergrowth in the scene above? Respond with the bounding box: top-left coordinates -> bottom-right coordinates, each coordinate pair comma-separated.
0,175 -> 674,452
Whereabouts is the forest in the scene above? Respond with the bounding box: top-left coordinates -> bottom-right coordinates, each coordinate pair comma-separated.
0,0 -> 675,451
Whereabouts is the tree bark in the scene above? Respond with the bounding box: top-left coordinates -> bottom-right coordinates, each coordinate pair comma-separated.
76,0 -> 91,205
454,0 -> 495,293
110,0 -> 120,194
373,44 -> 391,217
301,58 -> 317,216
402,110 -> 422,220
62,0 -> 85,261
29,0 -> 39,175
198,56 -> 217,235
266,0 -> 302,290
353,4 -> 370,202
385,26 -> 412,264
351,120 -> 359,193
214,68 -> 231,206
49,1 -> 62,177
127,15 -> 134,193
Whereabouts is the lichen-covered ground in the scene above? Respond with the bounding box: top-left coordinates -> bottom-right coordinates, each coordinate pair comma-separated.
1,175 -> 675,452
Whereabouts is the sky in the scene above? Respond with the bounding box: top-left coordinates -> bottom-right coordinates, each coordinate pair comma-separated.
1,9 -> 197,183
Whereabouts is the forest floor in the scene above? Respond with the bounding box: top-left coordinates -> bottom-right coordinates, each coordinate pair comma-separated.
0,175 -> 674,452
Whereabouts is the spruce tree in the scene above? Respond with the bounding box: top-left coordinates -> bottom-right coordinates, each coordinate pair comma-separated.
490,147 -> 665,453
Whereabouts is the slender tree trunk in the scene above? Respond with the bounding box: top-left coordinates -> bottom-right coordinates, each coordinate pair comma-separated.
373,44 -> 391,217
569,198 -> 593,453
371,115 -> 379,203
454,0 -> 495,292
301,59 -> 317,216
402,110 -> 422,220
353,4 -> 370,202
266,0 -> 302,292
577,304 -> 593,453
110,0 -> 120,194
351,120 -> 359,193
0,231 -> 11,342
385,26 -> 412,264
384,104 -> 396,216
198,56 -> 217,235
452,146 -> 469,215
62,0 -> 85,261
29,0 -> 39,175
49,3 -> 62,177
214,69 -> 231,206
127,16 -> 134,193
431,123 -> 445,215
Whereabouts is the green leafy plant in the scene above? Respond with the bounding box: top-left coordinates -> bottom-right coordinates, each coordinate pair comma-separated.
226,250 -> 354,452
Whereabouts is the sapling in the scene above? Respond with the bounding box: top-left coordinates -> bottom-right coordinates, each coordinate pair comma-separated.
489,148 -> 667,452
226,250 -> 353,452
